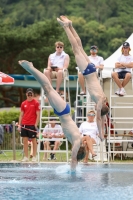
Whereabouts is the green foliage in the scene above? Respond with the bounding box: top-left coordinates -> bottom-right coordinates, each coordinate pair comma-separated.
42,109 -> 55,117
108,38 -> 125,53
0,107 -> 20,124
0,19 -> 65,73
0,0 -> 133,76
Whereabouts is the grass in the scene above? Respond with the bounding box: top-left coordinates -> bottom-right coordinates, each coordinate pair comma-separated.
0,150 -> 71,162
0,150 -> 133,163
0,139 -> 72,162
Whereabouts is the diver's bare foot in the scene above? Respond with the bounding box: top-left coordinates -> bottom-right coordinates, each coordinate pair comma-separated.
57,18 -> 69,27
18,60 -> 33,69
60,15 -> 72,26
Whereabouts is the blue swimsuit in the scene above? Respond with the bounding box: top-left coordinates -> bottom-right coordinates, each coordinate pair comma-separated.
54,103 -> 70,116
82,63 -> 96,75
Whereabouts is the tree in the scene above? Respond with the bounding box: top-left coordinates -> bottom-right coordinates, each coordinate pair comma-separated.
0,19 -> 72,107
0,19 -> 63,74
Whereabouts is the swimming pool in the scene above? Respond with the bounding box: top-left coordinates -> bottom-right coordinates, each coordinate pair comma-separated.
0,163 -> 132,200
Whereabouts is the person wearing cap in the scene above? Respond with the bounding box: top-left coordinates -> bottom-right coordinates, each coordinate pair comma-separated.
42,117 -> 64,160
78,45 -> 104,95
44,41 -> 70,94
79,110 -> 99,163
112,42 -> 133,96
18,88 -> 40,162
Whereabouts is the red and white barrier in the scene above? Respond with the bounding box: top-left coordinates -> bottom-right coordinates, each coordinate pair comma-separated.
0,72 -> 14,85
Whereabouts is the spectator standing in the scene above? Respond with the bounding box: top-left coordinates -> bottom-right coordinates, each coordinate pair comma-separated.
18,88 -> 40,162
44,41 -> 70,94
112,42 -> 133,96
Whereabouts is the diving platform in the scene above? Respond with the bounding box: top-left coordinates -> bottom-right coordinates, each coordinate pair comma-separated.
5,74 -> 78,89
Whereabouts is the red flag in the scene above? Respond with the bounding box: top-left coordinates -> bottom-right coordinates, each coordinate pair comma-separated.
0,72 -> 14,85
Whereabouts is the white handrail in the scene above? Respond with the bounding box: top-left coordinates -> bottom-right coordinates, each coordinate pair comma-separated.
37,138 -> 69,162
108,77 -> 133,162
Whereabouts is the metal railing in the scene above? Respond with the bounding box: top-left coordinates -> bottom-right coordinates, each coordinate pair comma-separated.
0,122 -> 70,162
1,121 -> 133,162
0,121 -> 23,161
37,138 -> 69,162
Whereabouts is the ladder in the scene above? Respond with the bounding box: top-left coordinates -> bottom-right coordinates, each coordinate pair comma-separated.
38,69 -> 71,162
74,68 -> 107,162
74,68 -> 104,127
108,74 -> 133,162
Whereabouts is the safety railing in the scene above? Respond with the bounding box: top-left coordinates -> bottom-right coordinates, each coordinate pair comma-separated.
107,134 -> 133,161
0,121 -> 23,161
1,121 -> 133,162
37,137 -> 69,163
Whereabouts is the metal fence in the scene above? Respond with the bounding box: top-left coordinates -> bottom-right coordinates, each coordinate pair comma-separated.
1,122 -> 133,162
0,121 -> 23,161
0,122 -> 70,162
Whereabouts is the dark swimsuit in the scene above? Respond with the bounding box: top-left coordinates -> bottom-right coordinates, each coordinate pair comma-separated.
82,63 -> 96,75
54,103 -> 70,116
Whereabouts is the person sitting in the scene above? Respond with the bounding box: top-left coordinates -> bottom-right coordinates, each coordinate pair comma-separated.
42,117 -> 64,160
79,110 -> 99,163
78,45 -> 104,95
112,42 -> 133,96
44,41 -> 70,94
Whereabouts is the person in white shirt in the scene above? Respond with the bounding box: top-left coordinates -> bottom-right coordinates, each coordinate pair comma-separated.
42,118 -> 64,160
79,110 -> 99,163
78,45 -> 104,95
44,41 -> 70,94
112,42 -> 133,96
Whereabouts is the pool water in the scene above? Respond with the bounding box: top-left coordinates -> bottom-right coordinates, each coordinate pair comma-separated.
0,163 -> 133,200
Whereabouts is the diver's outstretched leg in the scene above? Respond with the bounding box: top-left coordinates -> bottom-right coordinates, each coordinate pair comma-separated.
60,16 -> 90,63
57,18 -> 88,72
18,60 -> 66,112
